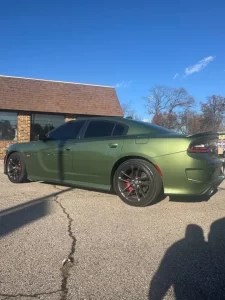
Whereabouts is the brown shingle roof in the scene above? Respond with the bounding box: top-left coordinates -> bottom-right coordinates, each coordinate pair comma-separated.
0,75 -> 123,117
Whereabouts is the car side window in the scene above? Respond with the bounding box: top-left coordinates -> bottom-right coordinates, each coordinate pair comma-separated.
112,124 -> 125,136
84,121 -> 115,138
47,120 -> 85,141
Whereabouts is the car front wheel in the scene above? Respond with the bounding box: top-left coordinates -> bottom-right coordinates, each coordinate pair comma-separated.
6,152 -> 28,183
113,159 -> 163,207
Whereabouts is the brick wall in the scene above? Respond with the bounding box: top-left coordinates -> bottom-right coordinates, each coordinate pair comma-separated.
0,140 -> 17,160
17,112 -> 31,143
0,112 -> 31,160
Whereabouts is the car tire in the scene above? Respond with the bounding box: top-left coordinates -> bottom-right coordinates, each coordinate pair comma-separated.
113,159 -> 163,207
6,152 -> 28,183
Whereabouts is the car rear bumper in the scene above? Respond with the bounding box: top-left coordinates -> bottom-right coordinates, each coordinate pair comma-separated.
201,174 -> 225,196
160,154 -> 225,196
165,174 -> 225,196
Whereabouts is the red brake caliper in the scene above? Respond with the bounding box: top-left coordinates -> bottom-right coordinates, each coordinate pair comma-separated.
126,181 -> 133,191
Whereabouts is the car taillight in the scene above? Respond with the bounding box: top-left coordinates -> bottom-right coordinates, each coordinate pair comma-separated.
189,140 -> 217,153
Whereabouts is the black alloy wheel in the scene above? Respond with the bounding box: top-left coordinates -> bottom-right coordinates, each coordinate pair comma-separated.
114,159 -> 162,207
7,152 -> 27,183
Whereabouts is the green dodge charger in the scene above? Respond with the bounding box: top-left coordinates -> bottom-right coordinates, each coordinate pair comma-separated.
3,117 -> 225,206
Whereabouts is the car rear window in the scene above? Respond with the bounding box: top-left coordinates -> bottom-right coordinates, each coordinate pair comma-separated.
84,121 -> 115,138
112,124 -> 125,136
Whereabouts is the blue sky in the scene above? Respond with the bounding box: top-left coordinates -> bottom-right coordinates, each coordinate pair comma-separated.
1,0 -> 225,119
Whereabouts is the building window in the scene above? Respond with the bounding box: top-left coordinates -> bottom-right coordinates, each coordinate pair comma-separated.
0,111 -> 18,141
31,113 -> 65,141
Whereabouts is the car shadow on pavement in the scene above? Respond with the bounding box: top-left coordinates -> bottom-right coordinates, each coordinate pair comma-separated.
218,187 -> 225,191
168,194 -> 211,203
0,188 -> 73,238
148,218 -> 225,300
41,181 -> 115,196
168,188 -> 218,203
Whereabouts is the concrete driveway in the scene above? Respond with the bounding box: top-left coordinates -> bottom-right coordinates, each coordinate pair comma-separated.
1,160 -> 225,300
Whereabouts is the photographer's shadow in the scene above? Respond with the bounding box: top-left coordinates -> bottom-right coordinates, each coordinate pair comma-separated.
149,218 -> 225,300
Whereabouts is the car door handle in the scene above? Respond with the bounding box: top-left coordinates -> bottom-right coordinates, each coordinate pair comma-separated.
109,143 -> 118,148
64,148 -> 71,151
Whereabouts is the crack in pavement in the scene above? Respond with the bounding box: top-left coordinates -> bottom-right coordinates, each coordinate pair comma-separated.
0,289 -> 61,299
1,188 -> 76,300
54,195 -> 77,300
53,185 -> 70,192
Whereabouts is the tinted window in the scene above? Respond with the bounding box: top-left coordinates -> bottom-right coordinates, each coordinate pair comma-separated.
84,121 -> 115,138
47,121 -> 85,141
112,124 -> 125,136
0,111 -> 17,141
31,113 -> 65,141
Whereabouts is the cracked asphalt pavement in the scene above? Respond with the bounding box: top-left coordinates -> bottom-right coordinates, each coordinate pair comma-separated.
1,160 -> 225,300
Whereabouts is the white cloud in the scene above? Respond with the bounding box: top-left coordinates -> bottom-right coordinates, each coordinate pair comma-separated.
115,81 -> 132,88
142,119 -> 151,123
173,73 -> 179,79
184,56 -> 215,76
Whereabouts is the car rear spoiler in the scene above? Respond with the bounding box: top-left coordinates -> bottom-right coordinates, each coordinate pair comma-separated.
187,131 -> 219,139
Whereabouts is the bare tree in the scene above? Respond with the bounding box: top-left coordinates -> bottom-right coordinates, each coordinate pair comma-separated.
145,86 -> 225,134
152,112 -> 179,131
146,85 -> 195,115
121,102 -> 140,120
219,119 -> 225,132
145,85 -> 195,131
180,111 -> 203,134
179,95 -> 225,134
200,95 -> 225,132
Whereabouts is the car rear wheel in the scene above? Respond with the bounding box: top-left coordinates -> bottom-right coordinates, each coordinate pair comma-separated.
6,152 -> 27,183
113,159 -> 162,207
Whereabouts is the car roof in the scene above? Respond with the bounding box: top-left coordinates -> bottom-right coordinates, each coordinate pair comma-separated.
76,116 -> 124,121
74,116 -> 178,135
76,116 -> 134,125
